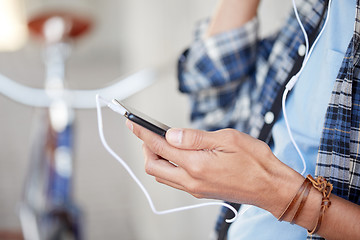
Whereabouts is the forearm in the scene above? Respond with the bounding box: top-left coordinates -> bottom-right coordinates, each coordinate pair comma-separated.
206,0 -> 260,37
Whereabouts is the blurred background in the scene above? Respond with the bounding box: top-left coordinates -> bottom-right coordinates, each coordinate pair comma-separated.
0,0 -> 291,239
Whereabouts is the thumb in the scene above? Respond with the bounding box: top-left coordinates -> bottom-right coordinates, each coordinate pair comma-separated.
165,128 -> 218,150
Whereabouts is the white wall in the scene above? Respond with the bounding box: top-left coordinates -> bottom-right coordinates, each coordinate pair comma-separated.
0,0 -> 292,239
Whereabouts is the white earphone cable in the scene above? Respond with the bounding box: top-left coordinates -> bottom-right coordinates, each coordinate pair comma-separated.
283,0 -> 332,176
292,0 -> 310,61
95,94 -> 238,223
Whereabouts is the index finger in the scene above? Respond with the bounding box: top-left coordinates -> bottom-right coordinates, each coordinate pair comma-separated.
126,119 -> 194,167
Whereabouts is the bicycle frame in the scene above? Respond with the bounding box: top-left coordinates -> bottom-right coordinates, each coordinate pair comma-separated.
19,31 -> 81,239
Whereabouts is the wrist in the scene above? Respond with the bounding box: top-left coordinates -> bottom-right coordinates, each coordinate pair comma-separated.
259,159 -> 306,218
289,185 -> 323,230
268,172 -> 325,231
206,0 -> 260,37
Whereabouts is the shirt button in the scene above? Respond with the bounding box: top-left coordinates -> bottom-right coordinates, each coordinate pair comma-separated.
264,111 -> 275,124
298,44 -> 306,57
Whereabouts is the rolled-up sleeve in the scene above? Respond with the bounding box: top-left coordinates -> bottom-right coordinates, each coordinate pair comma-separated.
178,17 -> 259,93
177,17 -> 261,131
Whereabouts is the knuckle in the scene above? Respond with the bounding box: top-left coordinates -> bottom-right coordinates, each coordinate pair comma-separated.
248,137 -> 271,157
149,138 -> 165,155
191,193 -> 204,199
259,141 -> 272,157
222,129 -> 240,144
144,160 -> 155,176
155,177 -> 164,184
187,162 -> 206,178
186,180 -> 202,196
186,181 -> 206,199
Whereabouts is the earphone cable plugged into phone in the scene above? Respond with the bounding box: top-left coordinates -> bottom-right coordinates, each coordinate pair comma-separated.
95,94 -> 238,223
94,0 -> 332,223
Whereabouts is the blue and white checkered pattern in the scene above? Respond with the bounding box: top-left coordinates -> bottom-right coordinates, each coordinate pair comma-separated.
178,0 -> 360,239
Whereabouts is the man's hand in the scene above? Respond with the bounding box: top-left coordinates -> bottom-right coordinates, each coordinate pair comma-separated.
126,120 -> 360,239
126,119 -> 303,216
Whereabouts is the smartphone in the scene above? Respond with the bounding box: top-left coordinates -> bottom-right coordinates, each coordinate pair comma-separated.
112,99 -> 170,137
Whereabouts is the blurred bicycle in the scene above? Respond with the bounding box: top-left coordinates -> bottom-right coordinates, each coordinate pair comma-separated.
0,5 -> 155,240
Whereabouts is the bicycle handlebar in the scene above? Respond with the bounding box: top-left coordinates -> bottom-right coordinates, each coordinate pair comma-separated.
0,69 -> 156,108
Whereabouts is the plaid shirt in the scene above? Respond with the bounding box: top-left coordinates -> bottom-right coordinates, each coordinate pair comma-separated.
178,0 -> 360,239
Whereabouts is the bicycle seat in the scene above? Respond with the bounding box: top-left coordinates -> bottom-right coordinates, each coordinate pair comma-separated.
28,11 -> 92,42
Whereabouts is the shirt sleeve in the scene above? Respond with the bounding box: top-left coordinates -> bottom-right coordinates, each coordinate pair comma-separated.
178,17 -> 258,93
177,17 -> 260,131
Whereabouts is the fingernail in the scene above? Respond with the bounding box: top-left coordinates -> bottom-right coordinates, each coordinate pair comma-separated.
166,128 -> 183,145
126,120 -> 133,132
